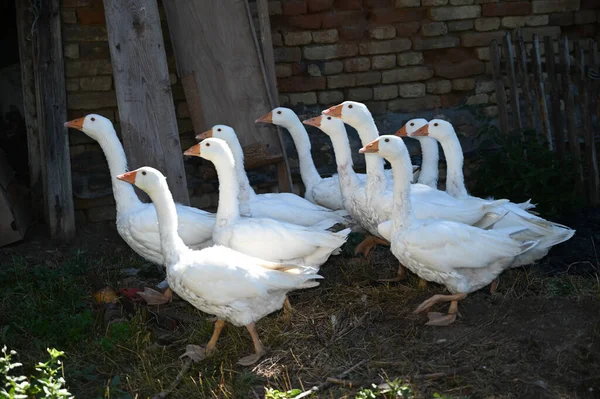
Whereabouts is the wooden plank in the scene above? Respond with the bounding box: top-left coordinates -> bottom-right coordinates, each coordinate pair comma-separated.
559,36 -> 584,194
31,0 -> 75,241
15,0 -> 43,213
592,41 -> 600,152
516,30 -> 536,129
502,32 -> 523,131
251,0 -> 293,193
574,41 -> 599,204
544,36 -> 565,157
490,40 -> 509,134
531,35 -> 553,150
103,0 -> 189,205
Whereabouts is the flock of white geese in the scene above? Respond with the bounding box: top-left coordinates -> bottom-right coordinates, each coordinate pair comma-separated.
64,101 -> 574,366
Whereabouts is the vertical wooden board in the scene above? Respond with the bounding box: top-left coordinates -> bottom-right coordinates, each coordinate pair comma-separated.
32,0 -> 75,241
103,0 -> 189,205
162,0 -> 284,155
531,35 -> 553,150
490,40 -> 509,134
544,36 -> 564,157
15,0 -> 42,213
516,30 -> 535,130
502,32 -> 522,131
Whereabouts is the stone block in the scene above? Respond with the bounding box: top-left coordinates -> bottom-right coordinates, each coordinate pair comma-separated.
465,93 -> 488,104
289,92 -> 318,105
396,52 -> 423,68
461,30 -> 505,47
67,92 -> 117,110
274,47 -> 302,62
475,80 -> 495,93
347,87 -> 373,101
452,78 -> 476,90
62,10 -> 77,24
475,17 -> 501,31
372,54 -> 397,69
308,64 -> 322,76
370,8 -> 426,24
369,26 -> 397,40
430,6 -> 481,21
421,22 -> 448,36
422,0 -> 447,5
482,105 -> 498,117
434,59 -> 485,78
398,82 -> 426,98
519,26 -> 561,42
373,85 -> 399,100
482,1 -> 531,16
532,0 -> 580,14
308,0 -> 335,12
64,43 -> 79,59
318,90 -> 344,104
269,1 -> 283,15
450,0 -> 474,4
272,32 -> 283,47
65,59 -> 112,77
284,31 -> 312,46
323,60 -> 344,74
278,76 -> 326,92
344,57 -> 371,72
312,29 -> 339,44
276,64 -> 293,77
574,10 -> 596,24
382,66 -> 434,83
412,35 -> 460,50
327,74 -> 356,88
66,78 -> 79,92
448,20 -> 474,31
80,76 -> 112,91
426,79 -> 452,94
549,12 -> 573,25
475,47 -> 491,60
395,0 -> 421,6
304,44 -> 358,60
63,25 -> 107,42
388,95 -> 441,111
358,38 -> 412,55
355,71 -> 381,86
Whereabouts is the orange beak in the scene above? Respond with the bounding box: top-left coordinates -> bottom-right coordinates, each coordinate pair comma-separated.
395,125 -> 408,137
302,116 -> 322,128
64,117 -> 85,130
195,129 -> 212,141
412,124 -> 429,136
255,111 -> 273,124
359,140 -> 379,154
116,170 -> 137,184
184,143 -> 201,157
322,104 -> 343,118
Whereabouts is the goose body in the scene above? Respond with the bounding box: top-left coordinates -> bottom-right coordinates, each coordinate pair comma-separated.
184,138 -> 349,267
64,115 -> 215,266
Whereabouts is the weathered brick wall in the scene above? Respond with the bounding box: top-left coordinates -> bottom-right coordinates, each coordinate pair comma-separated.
59,0 -> 599,223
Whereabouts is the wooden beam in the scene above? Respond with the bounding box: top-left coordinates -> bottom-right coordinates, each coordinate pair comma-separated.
15,0 -> 42,214
531,35 -> 553,150
103,0 -> 189,205
490,40 -> 509,134
31,0 -> 75,241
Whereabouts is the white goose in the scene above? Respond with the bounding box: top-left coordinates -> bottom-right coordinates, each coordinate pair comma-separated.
410,120 -> 575,268
184,138 -> 350,267
255,107 -> 419,210
396,118 -> 439,189
195,125 -> 351,227
64,115 -> 215,266
360,135 -> 538,326
116,166 -> 322,365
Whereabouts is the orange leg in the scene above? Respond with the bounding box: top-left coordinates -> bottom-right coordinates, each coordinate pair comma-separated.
180,319 -> 226,362
489,277 -> 500,294
282,296 -> 293,322
238,322 -> 266,366
354,235 -> 390,258
378,262 -> 408,282
414,293 -> 467,326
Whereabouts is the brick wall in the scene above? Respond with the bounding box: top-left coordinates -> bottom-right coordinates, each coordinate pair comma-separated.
59,0 -> 599,223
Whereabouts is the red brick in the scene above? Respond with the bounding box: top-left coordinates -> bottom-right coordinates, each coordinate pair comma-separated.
482,2 -> 530,17
322,11 -> 367,28
79,42 -> 110,59
277,76 -> 326,92
334,0 -> 362,9
307,0 -> 334,12
77,7 -> 105,25
364,0 -> 393,7
549,12 -> 573,26
582,0 -> 600,8
423,47 -> 474,64
369,8 -> 426,24
433,59 -> 485,78
283,0 -> 308,15
440,92 -> 464,107
339,26 -> 368,41
292,63 -> 307,75
288,13 -> 323,29
395,21 -> 420,36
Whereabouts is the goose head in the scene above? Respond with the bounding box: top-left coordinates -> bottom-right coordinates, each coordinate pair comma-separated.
322,101 -> 372,128
412,119 -> 455,142
184,137 -> 235,166
359,135 -> 409,162
302,114 -> 346,138
255,107 -> 297,127
64,114 -> 114,141
116,166 -> 166,194
395,118 -> 429,138
195,124 -> 238,143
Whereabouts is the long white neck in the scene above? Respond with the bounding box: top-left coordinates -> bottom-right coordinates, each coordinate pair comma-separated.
389,151 -> 415,232
415,136 -> 439,189
281,118 -> 321,189
225,137 -> 257,205
147,180 -> 188,265
328,131 -> 361,190
96,129 -> 142,214
438,133 -> 468,198
352,118 -> 387,194
211,155 -> 241,226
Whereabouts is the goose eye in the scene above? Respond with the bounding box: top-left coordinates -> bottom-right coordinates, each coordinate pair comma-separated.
327,116 -> 331,120
217,128 -> 222,132
206,143 -> 210,147
434,123 -> 438,126
141,171 -> 146,176
348,104 -> 353,109
277,111 -> 282,114
410,123 -> 414,126
91,117 -> 96,122
385,138 -> 389,142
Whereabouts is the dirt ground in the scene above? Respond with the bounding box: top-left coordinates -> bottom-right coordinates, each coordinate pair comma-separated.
1,207 -> 599,398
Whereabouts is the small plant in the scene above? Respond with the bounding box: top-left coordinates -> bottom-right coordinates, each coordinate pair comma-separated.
355,380 -> 413,399
264,387 -> 302,399
0,346 -> 73,398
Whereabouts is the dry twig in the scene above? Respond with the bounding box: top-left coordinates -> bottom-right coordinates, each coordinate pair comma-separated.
294,359 -> 368,398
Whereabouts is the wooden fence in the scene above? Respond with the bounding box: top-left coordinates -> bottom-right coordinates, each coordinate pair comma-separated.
490,31 -> 600,206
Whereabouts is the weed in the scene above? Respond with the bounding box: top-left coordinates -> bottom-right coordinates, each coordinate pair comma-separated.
264,387 -> 302,398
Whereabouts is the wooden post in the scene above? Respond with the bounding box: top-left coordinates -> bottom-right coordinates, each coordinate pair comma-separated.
490,40 -> 509,134
559,36 -> 584,194
15,0 -> 42,213
516,30 -> 536,130
502,32 -> 522,132
31,0 -> 76,241
531,35 -> 553,150
103,0 -> 189,205
544,36 -> 564,157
